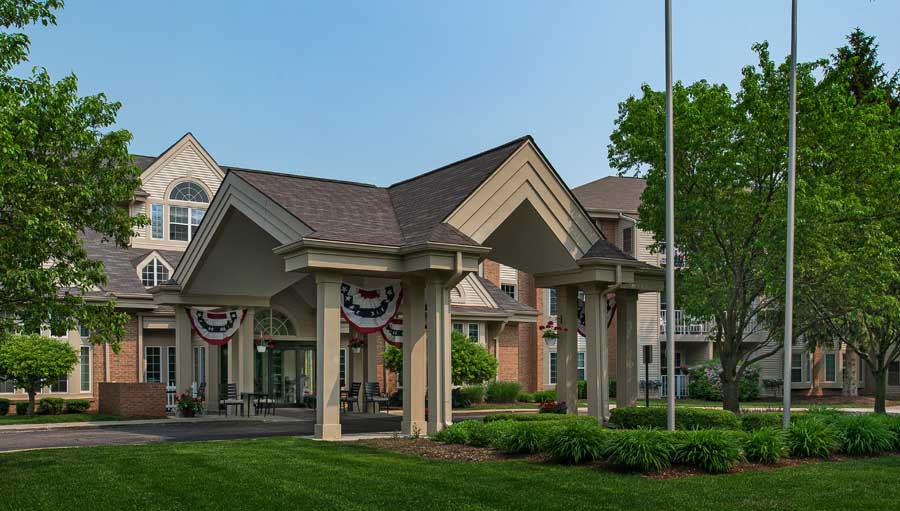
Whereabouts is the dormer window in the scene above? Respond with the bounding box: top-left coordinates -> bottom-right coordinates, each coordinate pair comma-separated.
141,258 -> 170,287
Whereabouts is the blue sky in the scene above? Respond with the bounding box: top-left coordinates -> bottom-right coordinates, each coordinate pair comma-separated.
20,1 -> 900,188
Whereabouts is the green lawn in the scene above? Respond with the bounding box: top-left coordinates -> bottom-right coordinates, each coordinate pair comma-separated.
0,413 -> 119,426
1,438 -> 899,510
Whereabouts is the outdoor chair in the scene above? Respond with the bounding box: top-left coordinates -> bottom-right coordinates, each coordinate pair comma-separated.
341,382 -> 362,412
364,382 -> 390,413
197,382 -> 207,406
219,383 -> 244,417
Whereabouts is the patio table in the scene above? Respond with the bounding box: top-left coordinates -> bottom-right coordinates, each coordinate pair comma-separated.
241,392 -> 271,417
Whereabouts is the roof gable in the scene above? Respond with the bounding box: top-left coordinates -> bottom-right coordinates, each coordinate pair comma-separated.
571,176 -> 646,214
139,132 -> 225,186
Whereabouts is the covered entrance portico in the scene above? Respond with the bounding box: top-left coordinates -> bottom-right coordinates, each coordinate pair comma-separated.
154,136 -> 663,440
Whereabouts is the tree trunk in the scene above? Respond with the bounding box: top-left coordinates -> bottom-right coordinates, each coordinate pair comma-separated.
842,351 -> 859,397
27,390 -> 36,417
721,377 -> 741,414
873,369 -> 887,414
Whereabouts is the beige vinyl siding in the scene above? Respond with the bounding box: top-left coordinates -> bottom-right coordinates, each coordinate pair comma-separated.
453,274 -> 495,308
638,291 -> 660,381
142,144 -> 220,199
133,202 -> 146,237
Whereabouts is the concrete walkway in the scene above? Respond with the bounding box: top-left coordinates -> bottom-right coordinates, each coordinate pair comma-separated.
0,409 -> 401,453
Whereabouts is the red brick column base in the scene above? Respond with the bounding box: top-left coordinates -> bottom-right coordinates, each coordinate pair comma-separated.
98,382 -> 167,418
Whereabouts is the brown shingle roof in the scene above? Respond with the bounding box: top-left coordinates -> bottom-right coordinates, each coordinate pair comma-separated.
571,176 -> 646,213
82,230 -> 183,296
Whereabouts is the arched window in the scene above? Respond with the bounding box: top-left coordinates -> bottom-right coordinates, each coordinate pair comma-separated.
140,258 -> 170,287
166,181 -> 209,242
254,308 -> 296,337
169,181 -> 209,203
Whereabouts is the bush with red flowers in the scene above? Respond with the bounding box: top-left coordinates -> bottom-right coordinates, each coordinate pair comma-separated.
538,400 -> 567,414
538,320 -> 568,340
176,392 -> 203,417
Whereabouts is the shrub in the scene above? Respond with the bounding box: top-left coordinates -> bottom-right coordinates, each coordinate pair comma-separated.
451,331 -> 498,385
38,397 -> 66,415
533,390 -> 556,404
545,419 -> 607,464
603,429 -> 675,472
875,415 -> 900,450
483,413 -> 577,423
741,412 -> 786,431
688,359 -> 759,401
577,380 -> 587,399
431,420 -> 480,444
673,429 -> 744,473
609,407 -> 740,430
743,427 -> 785,464
65,399 -> 91,414
467,420 -> 516,448
15,401 -> 28,415
609,379 -> 616,398
454,385 -> 484,408
538,401 -> 566,414
383,344 -> 402,374
786,418 -> 839,458
837,415 -> 894,455
485,381 -> 521,403
516,392 -> 534,403
0,398 -> 9,416
494,421 -> 559,454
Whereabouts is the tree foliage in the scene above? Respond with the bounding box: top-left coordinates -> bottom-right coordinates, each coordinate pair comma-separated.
0,0 -> 144,349
380,330 -> 497,386
0,333 -> 78,415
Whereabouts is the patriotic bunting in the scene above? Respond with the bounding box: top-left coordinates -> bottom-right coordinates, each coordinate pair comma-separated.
381,316 -> 403,346
187,308 -> 246,345
340,282 -> 403,333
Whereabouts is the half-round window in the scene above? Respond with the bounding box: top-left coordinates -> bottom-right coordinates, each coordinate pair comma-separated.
169,181 -> 209,203
254,308 -> 296,337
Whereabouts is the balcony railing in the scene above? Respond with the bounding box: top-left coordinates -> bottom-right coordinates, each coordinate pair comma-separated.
659,310 -> 707,335
659,374 -> 690,398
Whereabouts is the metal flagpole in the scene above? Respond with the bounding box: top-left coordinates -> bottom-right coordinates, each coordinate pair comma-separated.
664,0 -> 676,432
782,0 -> 798,429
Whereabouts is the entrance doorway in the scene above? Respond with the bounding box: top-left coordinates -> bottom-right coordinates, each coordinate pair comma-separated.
255,342 -> 315,406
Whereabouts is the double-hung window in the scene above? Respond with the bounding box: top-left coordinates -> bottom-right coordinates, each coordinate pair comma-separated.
791,352 -> 804,383
169,206 -> 205,242
824,353 -> 837,383
549,352 -> 557,385
468,323 -> 480,343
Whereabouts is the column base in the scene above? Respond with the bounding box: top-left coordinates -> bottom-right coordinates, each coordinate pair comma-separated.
427,419 -> 453,435
402,420 -> 427,437
314,423 -> 342,441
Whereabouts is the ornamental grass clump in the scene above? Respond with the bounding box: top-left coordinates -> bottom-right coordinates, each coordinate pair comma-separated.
494,421 -> 559,454
876,415 -> 900,450
786,418 -> 839,458
672,429 -> 744,473
545,418 -> 607,464
743,427 -> 785,464
837,414 -> 894,455
431,420 -> 479,444
602,429 -> 675,472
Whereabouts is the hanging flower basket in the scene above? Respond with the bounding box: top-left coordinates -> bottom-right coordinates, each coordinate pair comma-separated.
539,320 -> 566,347
349,337 -> 366,354
255,333 -> 273,353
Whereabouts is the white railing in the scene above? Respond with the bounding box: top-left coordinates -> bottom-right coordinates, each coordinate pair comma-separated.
165,384 -> 177,412
659,374 -> 690,398
659,310 -> 707,335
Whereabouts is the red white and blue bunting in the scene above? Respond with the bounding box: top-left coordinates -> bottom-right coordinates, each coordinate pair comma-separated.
577,296 -> 617,336
381,316 -> 403,346
340,282 -> 403,333
187,308 -> 246,346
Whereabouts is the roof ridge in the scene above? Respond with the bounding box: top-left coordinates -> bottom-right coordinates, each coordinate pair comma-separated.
224,166 -> 380,189
387,135 -> 532,189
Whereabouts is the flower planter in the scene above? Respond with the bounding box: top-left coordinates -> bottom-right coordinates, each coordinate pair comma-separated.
256,345 -> 267,353
543,336 -> 557,348
351,346 -> 362,354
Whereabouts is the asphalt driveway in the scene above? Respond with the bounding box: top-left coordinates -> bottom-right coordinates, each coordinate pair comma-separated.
0,413 -> 402,452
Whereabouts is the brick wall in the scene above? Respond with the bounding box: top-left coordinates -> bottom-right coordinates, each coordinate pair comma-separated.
98,382 -> 166,418
482,259 -> 500,287
495,324 -> 520,383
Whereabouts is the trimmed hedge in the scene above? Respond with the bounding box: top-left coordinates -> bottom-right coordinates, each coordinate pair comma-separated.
0,398 -> 9,416
15,401 -> 28,415
38,397 -> 66,415
485,381 -> 520,403
454,385 -> 485,408
532,390 -> 556,404
516,393 -> 535,403
740,412 -> 786,431
431,420 -> 480,444
609,406 -> 740,431
65,399 -> 91,414
483,413 -> 581,423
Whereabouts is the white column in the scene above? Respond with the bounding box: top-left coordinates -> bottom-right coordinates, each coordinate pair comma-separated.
316,271 -> 343,440
402,277 -> 427,435
584,285 -> 608,422
175,307 -> 193,394
616,289 -> 639,407
238,308 -> 255,395
426,274 -> 452,434
556,285 -> 579,414
366,333 -> 378,385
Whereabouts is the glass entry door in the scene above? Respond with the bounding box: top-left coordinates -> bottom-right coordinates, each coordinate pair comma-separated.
256,342 -> 315,406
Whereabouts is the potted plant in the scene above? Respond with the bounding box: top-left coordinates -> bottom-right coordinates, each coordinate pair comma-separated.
255,332 -> 273,353
349,337 -> 366,354
538,320 -> 567,347
176,392 -> 203,418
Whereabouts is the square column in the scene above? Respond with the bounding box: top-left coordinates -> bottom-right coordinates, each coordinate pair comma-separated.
315,271 -> 343,440
206,344 -> 220,407
365,333 -> 378,385
583,285 -> 609,422
616,289 -> 639,407
426,275 -> 453,434
401,277 -> 427,435
556,285 -> 579,414
175,307 -> 193,394
238,308 -> 255,395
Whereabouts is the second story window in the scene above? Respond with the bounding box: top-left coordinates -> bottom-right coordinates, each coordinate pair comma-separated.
141,258 -> 170,287
549,288 -> 558,316
622,227 -> 634,255
501,283 -> 517,301
150,204 -> 163,240
167,181 -> 209,242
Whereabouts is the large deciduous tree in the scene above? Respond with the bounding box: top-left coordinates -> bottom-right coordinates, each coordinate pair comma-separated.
0,0 -> 144,349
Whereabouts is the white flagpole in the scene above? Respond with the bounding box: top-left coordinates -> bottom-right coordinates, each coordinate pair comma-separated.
664,0 -> 676,432
782,0 -> 798,429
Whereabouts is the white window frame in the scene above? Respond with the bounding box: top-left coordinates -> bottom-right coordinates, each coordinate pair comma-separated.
150,203 -> 164,240
145,346 -> 162,383
577,351 -> 586,381
500,283 -> 517,301
167,346 -> 177,387
48,374 -> 69,393
140,257 -> 171,287
80,345 -> 92,393
468,323 -> 480,343
168,205 -> 205,242
824,352 -> 837,383
791,352 -> 804,383
452,322 -> 464,333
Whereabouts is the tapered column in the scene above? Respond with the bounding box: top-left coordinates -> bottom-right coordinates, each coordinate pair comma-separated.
402,277 -> 427,435
206,344 -> 220,407
315,272 -> 343,440
366,333 -> 378,384
556,285 -> 579,414
616,289 -> 639,407
584,285 -> 608,422
175,307 -> 193,394
426,274 -> 453,433
238,308 -> 255,395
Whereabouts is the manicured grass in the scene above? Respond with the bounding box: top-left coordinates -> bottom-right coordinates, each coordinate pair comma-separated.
0,413 -> 119,426
1,438 -> 899,510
